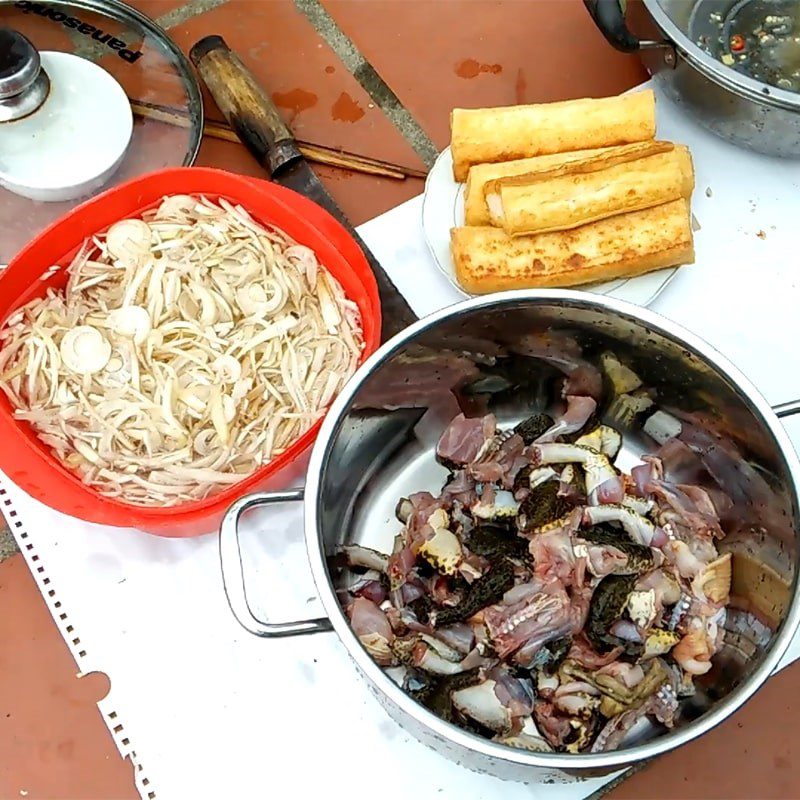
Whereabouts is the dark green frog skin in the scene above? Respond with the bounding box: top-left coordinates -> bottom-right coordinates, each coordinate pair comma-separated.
513,465 -> 532,495
514,413 -> 554,445
468,523 -> 530,563
517,482 -> 570,532
409,670 -> 470,715
586,574 -> 637,652
564,463 -> 587,499
408,667 -> 494,736
580,524 -> 654,575
433,560 -> 514,627
544,636 -> 572,672
408,594 -> 433,624
526,635 -> 573,674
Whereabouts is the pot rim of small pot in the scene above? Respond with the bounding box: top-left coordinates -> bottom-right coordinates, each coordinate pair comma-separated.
305,288 -> 800,770
642,0 -> 800,113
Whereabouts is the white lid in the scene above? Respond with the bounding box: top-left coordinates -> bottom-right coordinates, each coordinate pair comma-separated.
0,0 -> 202,261
0,51 -> 133,201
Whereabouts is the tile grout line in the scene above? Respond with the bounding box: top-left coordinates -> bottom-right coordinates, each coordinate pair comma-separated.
152,0 -> 228,32
64,0 -> 438,167
64,0 -> 228,60
293,0 -> 439,167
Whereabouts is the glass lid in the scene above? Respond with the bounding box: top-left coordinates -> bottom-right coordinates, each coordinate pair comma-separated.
0,0 -> 203,262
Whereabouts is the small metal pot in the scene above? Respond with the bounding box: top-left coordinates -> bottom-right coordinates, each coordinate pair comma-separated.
584,0 -> 800,157
221,291 -> 800,782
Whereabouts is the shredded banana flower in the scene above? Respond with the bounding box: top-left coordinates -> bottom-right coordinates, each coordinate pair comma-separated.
0,195 -> 364,505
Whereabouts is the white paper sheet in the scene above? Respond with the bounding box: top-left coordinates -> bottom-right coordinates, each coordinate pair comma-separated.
2,81 -> 800,800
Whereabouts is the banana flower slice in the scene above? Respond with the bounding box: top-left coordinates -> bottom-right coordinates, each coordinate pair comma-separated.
60,326 -> 112,374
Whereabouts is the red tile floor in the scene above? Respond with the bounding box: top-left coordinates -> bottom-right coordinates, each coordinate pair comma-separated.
1,1 -> 799,797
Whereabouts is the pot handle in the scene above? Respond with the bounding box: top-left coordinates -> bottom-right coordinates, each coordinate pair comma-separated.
774,399 -> 800,419
219,489 -> 333,638
583,0 -> 666,52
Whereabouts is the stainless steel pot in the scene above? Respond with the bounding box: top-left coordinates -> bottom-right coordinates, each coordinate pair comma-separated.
220,291 -> 800,782
584,0 -> 800,157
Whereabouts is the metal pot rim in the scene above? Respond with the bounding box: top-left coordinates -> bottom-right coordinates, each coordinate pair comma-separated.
305,288 -> 800,771
642,0 -> 800,113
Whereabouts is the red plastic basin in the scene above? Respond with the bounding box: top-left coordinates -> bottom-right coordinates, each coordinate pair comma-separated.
0,167 -> 381,536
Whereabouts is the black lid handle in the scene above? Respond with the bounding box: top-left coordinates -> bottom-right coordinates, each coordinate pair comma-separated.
583,0 -> 642,52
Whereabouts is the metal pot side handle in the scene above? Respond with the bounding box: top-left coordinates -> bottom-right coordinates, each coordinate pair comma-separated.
775,399 -> 800,419
583,0 -> 665,52
219,489 -> 333,638
219,402 -> 800,639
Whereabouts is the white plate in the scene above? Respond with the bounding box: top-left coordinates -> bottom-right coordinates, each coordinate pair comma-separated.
421,147 -> 680,306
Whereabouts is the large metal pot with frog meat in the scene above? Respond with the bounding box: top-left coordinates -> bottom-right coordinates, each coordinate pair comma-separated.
584,0 -> 800,157
220,290 -> 800,782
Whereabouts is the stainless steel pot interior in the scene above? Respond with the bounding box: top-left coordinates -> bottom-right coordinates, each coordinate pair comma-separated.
644,0 -> 800,109
224,291 -> 800,776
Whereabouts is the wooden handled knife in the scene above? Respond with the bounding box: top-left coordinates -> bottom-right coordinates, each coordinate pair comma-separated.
189,35 -> 419,342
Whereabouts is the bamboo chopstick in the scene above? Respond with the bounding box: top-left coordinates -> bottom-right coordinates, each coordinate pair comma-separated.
129,100 -> 427,181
